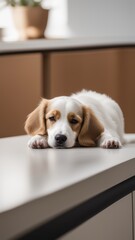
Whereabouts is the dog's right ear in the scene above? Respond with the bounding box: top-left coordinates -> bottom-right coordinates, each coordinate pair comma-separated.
24,99 -> 48,136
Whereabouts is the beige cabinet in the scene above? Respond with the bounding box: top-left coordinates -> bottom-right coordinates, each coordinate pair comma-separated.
0,54 -> 42,137
61,194 -> 133,240
44,48 -> 135,132
44,50 -> 120,101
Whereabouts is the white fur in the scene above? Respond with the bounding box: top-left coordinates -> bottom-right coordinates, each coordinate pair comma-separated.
28,90 -> 125,149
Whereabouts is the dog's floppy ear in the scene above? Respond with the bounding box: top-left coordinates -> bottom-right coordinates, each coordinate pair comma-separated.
24,99 -> 48,136
78,107 -> 104,147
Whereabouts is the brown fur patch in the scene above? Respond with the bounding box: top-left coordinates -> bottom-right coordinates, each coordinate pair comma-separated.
78,107 -> 104,147
68,112 -> 82,134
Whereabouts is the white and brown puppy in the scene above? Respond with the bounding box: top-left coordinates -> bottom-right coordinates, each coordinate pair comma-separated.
25,90 -> 125,149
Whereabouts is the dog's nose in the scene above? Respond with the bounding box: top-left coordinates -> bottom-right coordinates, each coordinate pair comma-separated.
55,134 -> 67,145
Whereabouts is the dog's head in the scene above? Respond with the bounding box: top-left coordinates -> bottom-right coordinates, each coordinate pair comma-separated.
25,97 -> 104,148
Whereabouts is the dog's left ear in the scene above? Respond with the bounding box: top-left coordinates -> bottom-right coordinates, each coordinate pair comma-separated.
78,107 -> 104,147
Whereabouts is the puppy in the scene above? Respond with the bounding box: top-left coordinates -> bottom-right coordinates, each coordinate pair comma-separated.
25,90 -> 125,149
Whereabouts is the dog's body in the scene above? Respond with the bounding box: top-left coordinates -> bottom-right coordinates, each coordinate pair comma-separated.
25,90 -> 125,149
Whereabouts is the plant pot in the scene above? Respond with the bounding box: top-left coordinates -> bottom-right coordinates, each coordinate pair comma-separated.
11,6 -> 48,40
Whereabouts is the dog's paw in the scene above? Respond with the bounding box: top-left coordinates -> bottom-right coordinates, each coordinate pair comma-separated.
28,135 -> 48,149
100,138 -> 122,149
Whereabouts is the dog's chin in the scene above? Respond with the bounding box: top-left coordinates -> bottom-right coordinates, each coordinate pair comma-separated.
54,143 -> 72,149
50,142 -> 75,149
54,145 -> 66,149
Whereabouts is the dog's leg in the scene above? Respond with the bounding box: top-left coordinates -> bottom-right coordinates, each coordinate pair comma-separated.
28,135 -> 48,149
98,130 -> 122,149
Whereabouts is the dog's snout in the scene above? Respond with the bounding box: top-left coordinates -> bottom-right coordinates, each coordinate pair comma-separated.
55,134 -> 67,145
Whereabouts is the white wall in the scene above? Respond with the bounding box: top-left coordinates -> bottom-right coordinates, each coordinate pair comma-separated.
46,0 -> 135,38
68,0 -> 135,37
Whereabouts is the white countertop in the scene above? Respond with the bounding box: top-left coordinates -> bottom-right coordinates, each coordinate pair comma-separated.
0,36 -> 135,54
0,134 -> 135,239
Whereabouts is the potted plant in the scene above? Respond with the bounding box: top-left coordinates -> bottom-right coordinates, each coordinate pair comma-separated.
1,0 -> 48,39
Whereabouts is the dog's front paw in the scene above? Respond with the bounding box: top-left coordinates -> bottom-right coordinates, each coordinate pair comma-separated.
100,138 -> 122,149
28,135 -> 48,149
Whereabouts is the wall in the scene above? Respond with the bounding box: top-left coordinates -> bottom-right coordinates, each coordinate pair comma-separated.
68,0 -> 135,38
45,0 -> 135,38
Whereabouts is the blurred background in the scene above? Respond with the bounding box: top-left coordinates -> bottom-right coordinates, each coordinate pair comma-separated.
0,0 -> 135,137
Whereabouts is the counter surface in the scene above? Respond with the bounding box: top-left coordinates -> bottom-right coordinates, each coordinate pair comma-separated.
0,37 -> 135,54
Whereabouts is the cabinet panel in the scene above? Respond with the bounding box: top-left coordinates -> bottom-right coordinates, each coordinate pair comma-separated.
119,49 -> 135,132
61,194 -> 132,240
47,50 -> 119,101
0,54 -> 42,137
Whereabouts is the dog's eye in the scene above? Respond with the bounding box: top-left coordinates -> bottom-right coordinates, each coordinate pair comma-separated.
48,116 -> 56,121
70,118 -> 79,124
